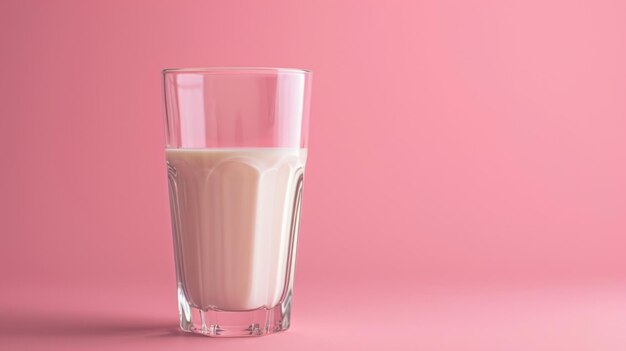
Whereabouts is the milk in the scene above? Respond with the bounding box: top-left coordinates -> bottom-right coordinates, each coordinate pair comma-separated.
166,148 -> 307,311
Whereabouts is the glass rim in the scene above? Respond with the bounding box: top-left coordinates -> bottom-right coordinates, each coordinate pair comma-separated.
162,67 -> 311,75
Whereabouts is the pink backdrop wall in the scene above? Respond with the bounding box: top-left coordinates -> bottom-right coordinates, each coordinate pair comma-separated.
1,0 -> 626,349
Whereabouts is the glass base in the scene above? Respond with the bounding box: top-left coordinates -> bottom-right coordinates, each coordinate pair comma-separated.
177,289 -> 292,337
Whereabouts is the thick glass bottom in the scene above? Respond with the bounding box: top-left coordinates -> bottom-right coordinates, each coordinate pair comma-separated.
177,287 -> 292,337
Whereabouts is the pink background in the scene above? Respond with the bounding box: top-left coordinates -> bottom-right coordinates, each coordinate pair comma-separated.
1,0 -> 626,349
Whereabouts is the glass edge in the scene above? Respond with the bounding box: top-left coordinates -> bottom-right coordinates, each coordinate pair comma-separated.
162,67 -> 312,75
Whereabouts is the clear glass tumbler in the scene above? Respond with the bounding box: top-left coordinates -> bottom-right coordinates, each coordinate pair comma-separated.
162,67 -> 312,337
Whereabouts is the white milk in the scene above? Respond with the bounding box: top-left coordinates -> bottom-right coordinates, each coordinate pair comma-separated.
166,148 -> 307,311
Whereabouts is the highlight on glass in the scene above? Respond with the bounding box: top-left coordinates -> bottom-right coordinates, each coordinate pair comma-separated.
162,67 -> 312,337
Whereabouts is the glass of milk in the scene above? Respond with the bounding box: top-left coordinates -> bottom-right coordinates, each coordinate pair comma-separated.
162,67 -> 312,337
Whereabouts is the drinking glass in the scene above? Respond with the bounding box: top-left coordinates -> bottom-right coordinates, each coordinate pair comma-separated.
162,67 -> 312,337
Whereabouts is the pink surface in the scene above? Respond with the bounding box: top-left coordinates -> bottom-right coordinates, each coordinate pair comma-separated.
1,0 -> 626,349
